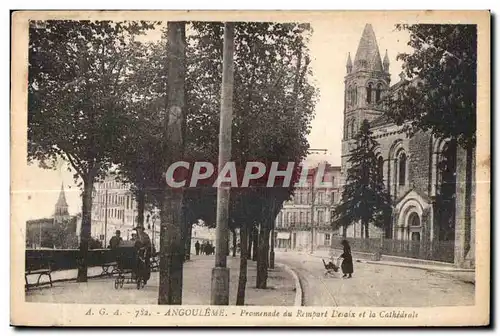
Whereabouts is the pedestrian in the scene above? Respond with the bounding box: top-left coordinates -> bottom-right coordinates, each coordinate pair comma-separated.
108,230 -> 122,249
340,239 -> 353,278
134,226 -> 152,285
195,241 -> 200,255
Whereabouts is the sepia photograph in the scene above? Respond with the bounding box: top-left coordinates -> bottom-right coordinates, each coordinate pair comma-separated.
10,10 -> 490,326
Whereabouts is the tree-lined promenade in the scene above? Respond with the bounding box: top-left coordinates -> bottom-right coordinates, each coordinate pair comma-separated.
29,21 -> 316,305
28,20 -> 476,305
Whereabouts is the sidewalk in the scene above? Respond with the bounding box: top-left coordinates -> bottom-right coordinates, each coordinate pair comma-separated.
25,255 -> 296,306
286,249 -> 475,284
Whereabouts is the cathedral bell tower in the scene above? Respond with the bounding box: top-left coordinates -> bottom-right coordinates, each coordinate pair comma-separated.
343,24 -> 390,141
54,183 -> 70,224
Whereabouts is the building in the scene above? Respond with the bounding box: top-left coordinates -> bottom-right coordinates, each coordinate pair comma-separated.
26,184 -> 79,249
339,24 -> 475,267
274,162 -> 342,251
91,176 -> 159,248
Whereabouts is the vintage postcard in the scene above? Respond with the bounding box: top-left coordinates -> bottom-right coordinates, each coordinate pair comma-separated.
11,10 -> 490,326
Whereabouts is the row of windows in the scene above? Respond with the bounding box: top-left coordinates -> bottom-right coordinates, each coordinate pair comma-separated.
100,181 -> 129,191
376,151 -> 407,186
290,191 -> 338,205
344,118 -> 357,139
99,208 -> 126,220
346,83 -> 384,107
276,210 -> 335,227
96,193 -> 135,210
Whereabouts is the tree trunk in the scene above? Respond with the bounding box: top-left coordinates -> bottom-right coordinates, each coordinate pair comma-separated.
231,228 -> 237,257
464,144 -> 474,256
226,229 -> 230,256
247,226 -> 253,260
252,225 -> 259,261
136,188 -> 146,228
342,224 -> 347,238
236,224 -> 249,305
365,221 -> 370,239
269,225 -> 275,269
256,224 -> 270,289
360,221 -> 364,238
185,221 -> 193,261
158,22 -> 186,305
76,175 -> 94,282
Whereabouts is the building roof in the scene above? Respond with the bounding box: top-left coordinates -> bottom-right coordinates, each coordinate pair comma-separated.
353,24 -> 384,72
370,114 -> 393,128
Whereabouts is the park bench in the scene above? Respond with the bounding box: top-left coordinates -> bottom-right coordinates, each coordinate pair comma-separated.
25,257 -> 53,290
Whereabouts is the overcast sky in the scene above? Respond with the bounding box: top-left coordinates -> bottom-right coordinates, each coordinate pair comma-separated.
25,20 -> 411,220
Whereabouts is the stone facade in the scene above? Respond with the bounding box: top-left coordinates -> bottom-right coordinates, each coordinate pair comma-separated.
92,176 -> 159,248
274,162 -> 342,251
339,24 -> 475,267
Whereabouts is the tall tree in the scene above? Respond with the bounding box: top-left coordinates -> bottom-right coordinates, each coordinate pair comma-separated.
28,20 -> 156,281
186,21 -> 317,295
384,24 -> 477,256
158,22 -> 187,305
384,24 -> 477,149
333,120 -> 392,238
113,40 -> 167,228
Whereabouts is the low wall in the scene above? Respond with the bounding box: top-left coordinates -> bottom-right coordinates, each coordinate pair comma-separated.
329,237 -> 455,263
25,249 -> 115,272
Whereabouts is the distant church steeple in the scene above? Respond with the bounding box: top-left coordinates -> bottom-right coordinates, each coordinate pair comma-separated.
54,183 -> 69,223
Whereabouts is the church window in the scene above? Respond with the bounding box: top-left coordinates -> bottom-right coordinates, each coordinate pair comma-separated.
376,83 -> 382,102
351,120 -> 356,138
377,156 -> 384,183
398,152 -> 407,186
366,83 -> 373,103
353,85 -> 357,105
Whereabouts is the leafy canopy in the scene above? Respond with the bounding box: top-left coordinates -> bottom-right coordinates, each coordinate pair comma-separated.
384,24 -> 477,149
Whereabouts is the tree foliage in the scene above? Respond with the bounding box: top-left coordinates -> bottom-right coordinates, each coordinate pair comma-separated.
28,20 -> 158,280
384,24 -> 477,149
333,120 -> 392,238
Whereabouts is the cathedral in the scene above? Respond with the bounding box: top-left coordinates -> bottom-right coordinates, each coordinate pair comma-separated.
340,24 -> 475,268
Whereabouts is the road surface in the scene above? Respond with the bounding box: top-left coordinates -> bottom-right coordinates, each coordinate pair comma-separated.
276,252 -> 474,307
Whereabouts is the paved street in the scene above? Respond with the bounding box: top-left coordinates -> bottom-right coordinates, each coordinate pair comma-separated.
25,255 -> 296,306
276,251 -> 474,307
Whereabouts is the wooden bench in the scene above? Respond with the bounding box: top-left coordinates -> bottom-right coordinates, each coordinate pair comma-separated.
25,258 -> 53,290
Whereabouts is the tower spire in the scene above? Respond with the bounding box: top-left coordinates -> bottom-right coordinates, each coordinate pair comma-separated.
383,49 -> 390,73
54,182 -> 69,220
346,52 -> 353,73
353,24 -> 383,72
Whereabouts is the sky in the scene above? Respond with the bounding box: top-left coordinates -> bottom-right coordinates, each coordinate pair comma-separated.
24,19 -> 411,220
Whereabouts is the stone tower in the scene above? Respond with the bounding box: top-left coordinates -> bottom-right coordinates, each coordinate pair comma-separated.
54,183 -> 70,223
341,24 -> 391,167
340,24 -> 391,237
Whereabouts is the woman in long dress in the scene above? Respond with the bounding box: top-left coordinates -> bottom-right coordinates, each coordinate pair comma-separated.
340,239 -> 353,278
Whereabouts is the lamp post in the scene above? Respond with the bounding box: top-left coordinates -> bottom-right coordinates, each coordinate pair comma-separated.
306,149 -> 328,255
